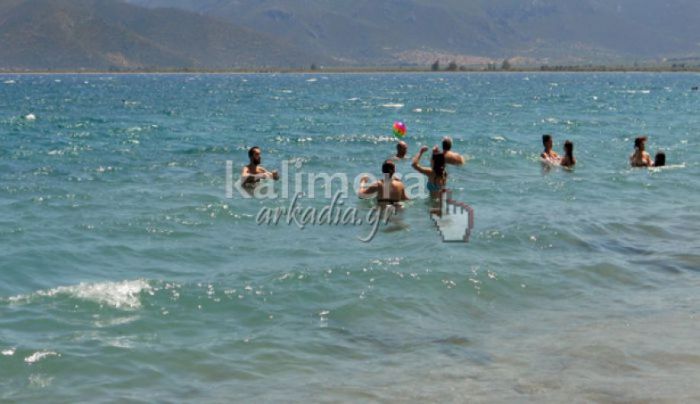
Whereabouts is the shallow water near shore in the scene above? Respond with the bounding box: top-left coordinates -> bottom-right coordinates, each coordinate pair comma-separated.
1,72 -> 699,401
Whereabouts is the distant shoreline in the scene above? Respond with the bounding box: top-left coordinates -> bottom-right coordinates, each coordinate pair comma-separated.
2,66 -> 700,74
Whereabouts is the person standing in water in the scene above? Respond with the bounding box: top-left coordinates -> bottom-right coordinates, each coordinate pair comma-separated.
654,150 -> 666,167
442,136 -> 465,165
630,136 -> 653,167
560,140 -> 576,168
412,145 -> 448,199
541,134 -> 560,164
359,160 -> 408,207
240,146 -> 279,187
394,141 -> 408,160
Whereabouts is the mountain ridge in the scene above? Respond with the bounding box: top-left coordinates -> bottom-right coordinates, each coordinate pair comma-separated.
127,0 -> 700,66
0,0 -> 325,70
3,0 -> 700,70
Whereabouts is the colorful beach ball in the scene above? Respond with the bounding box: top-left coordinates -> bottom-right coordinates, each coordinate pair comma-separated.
392,121 -> 407,138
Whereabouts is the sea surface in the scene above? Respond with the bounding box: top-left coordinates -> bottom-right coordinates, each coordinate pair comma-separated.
1,73 -> 699,402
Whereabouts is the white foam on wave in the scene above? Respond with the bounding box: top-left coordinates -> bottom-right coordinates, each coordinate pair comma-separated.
4,80 -> 15,84
24,113 -> 36,121
24,351 -> 60,364
8,279 -> 152,310
306,78 -> 318,83
2,347 -> 16,356
381,103 -> 404,108
650,163 -> 686,172
322,133 -> 395,144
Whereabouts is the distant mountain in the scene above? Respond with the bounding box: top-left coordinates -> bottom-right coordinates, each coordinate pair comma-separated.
4,0 -> 700,70
127,0 -> 700,66
0,0 -> 324,70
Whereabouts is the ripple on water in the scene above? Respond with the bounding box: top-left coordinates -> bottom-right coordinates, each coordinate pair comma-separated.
1,73 -> 699,401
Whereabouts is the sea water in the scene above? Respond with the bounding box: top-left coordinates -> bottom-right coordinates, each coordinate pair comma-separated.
1,73 -> 699,402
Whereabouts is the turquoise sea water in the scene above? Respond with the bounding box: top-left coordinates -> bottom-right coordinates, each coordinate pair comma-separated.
1,73 -> 699,401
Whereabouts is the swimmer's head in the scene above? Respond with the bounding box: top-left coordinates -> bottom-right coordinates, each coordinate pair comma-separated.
382,159 -> 396,177
431,149 -> 446,178
396,141 -> 408,158
442,136 -> 453,152
564,140 -> 574,156
542,134 -> 553,149
654,151 -> 666,167
248,146 -> 261,165
634,136 -> 648,150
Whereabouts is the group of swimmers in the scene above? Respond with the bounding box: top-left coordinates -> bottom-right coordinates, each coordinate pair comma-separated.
240,137 -> 465,211
356,136 -> 466,207
540,134 -> 576,167
629,136 -> 666,167
541,134 -> 666,168
240,133 -> 667,208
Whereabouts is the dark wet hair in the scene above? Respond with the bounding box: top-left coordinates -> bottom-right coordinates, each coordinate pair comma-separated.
248,146 -> 260,159
542,134 -> 552,145
432,152 -> 446,178
654,151 -> 666,167
634,136 -> 647,149
442,137 -> 452,151
564,140 -> 573,157
382,160 -> 396,176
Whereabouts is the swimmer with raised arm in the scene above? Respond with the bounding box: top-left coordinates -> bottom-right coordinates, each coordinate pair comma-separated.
241,146 -> 279,187
541,134 -> 560,164
412,145 -> 448,199
442,136 -> 465,165
630,136 -> 653,167
359,160 -> 408,206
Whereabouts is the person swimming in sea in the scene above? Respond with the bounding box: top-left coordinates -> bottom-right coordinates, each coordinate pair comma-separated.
359,159 -> 408,207
394,141 -> 408,160
630,136 -> 653,167
442,136 -> 465,165
560,140 -> 576,168
412,145 -> 448,199
540,134 -> 561,164
240,146 -> 279,187
654,150 -> 666,167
